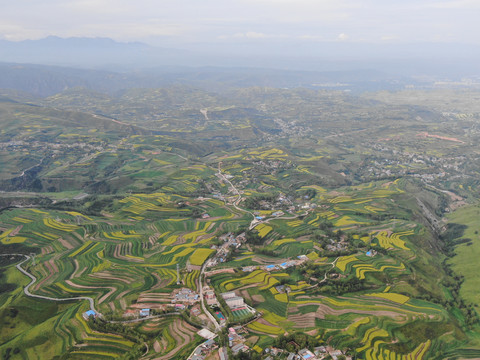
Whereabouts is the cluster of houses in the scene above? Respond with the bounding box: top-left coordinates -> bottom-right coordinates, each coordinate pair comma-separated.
203,285 -> 219,307
242,255 -> 310,274
361,142 -> 469,183
172,288 -> 200,306
263,260 -> 297,272
122,307 -> 152,318
206,232 -> 247,267
253,210 -> 285,221
168,288 -> 201,311
263,346 -> 349,360
228,326 -> 249,355
220,232 -> 246,247
188,335 -> 219,360
121,288 -> 202,319
324,239 -> 348,253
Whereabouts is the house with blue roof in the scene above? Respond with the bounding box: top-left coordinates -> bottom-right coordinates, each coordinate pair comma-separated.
140,308 -> 151,317
83,310 -> 97,320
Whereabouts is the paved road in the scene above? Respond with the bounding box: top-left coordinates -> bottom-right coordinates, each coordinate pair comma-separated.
1,254 -> 98,313
300,256 -> 340,292
108,312 -> 181,324
215,164 -> 312,231
199,261 -> 221,332
257,210 -> 310,230
215,165 -> 256,228
2,254 -> 193,326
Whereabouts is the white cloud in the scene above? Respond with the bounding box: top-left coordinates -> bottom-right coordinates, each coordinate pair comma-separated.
245,32 -> 268,39
0,23 -> 42,41
380,35 -> 399,41
0,0 -> 478,45
232,32 -> 281,39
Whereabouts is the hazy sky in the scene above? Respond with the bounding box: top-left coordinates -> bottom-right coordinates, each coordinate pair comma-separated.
1,0 -> 478,46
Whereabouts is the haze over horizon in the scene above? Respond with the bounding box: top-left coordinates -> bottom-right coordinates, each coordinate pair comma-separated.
1,1 -> 480,78
2,1 -> 479,47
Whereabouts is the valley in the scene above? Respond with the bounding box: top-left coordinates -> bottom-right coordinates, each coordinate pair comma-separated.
1,83 -> 480,360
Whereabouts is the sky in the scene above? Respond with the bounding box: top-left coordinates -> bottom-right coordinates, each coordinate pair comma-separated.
0,0 -> 479,47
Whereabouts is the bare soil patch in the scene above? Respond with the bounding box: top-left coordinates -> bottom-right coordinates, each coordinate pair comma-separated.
57,237 -> 74,250
252,295 -> 265,303
90,271 -> 133,284
289,313 -> 315,328
41,245 -> 54,255
205,268 -> 235,277
246,335 -> 259,346
416,132 -> 464,144
10,225 -> 23,236
240,289 -> 253,303
108,302 -> 116,312
315,303 -> 406,320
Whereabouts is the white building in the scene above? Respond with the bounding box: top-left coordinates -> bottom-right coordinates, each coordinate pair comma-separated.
225,297 -> 245,308
221,291 -> 237,300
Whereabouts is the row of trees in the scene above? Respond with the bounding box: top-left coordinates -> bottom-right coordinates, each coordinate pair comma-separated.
273,332 -> 320,352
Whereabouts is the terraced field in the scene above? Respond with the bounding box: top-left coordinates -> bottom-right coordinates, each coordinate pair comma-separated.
149,318 -> 200,359
2,91 -> 480,360
0,196 -> 238,359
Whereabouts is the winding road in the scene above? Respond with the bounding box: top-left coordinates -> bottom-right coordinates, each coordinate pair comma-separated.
2,251 -> 222,339
1,254 -> 189,325
0,253 -> 98,313
215,165 -> 256,227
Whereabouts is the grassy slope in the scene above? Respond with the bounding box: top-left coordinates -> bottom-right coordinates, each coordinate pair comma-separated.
2,88 -> 480,358
446,204 -> 480,305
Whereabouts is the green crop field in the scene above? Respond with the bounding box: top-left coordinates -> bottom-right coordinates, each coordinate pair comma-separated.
1,79 -> 480,359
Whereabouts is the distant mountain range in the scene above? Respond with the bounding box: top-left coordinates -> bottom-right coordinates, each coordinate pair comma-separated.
0,61 -> 416,97
1,36 -> 480,78
0,36 -> 193,70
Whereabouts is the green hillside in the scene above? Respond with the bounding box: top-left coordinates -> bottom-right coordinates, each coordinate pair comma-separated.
1,86 -> 480,359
